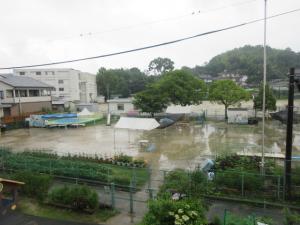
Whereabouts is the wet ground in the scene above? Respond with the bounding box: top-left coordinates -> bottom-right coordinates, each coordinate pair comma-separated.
0,119 -> 299,171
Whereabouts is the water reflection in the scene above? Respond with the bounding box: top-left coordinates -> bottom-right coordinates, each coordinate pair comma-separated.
0,121 -> 299,170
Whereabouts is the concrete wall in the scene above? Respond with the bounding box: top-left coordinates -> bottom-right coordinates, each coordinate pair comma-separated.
10,101 -> 52,116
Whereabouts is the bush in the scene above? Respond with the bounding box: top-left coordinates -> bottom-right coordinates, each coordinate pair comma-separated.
159,169 -> 189,195
159,169 -> 208,198
214,170 -> 264,192
13,172 -> 53,201
49,185 -> 99,212
284,208 -> 300,225
140,198 -> 207,225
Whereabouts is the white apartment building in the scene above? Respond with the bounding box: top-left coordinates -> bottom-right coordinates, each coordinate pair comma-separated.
13,68 -> 97,103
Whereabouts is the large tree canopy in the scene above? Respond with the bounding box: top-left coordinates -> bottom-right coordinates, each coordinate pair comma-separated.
148,57 -> 174,75
133,85 -> 169,117
209,80 -> 250,120
133,70 -> 207,116
157,70 -> 207,106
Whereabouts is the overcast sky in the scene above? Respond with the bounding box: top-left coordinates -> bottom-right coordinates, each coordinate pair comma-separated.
0,0 -> 300,74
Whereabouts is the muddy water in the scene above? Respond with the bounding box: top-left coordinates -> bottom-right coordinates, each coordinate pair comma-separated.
0,120 -> 299,171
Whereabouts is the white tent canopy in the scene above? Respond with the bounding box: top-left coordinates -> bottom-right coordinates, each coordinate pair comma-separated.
78,107 -> 94,116
114,117 -> 160,130
166,105 -> 192,114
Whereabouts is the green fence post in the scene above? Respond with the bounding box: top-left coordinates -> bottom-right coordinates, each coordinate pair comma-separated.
188,170 -> 191,198
129,180 -> 134,214
131,167 -> 137,188
49,161 -> 52,175
163,170 -> 167,183
148,188 -> 153,199
223,209 -> 227,225
277,175 -> 281,200
241,173 -> 244,197
148,168 -> 152,190
111,182 -> 115,209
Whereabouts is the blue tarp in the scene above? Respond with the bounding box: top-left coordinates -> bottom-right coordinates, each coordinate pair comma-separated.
41,113 -> 77,119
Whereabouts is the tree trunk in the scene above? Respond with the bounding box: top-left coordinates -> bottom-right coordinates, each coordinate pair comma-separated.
225,105 -> 228,121
254,108 -> 257,118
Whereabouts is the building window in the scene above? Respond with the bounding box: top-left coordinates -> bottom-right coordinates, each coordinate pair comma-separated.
117,103 -> 124,111
0,91 -> 4,99
58,80 -> 64,84
16,90 -> 27,97
36,71 -> 41,75
59,88 -> 64,91
19,71 -> 25,75
6,90 -> 13,98
29,90 -> 40,97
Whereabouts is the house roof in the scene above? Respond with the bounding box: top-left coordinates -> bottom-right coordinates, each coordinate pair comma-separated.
0,74 -> 52,89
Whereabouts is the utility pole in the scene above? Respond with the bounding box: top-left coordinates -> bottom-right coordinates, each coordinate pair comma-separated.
284,68 -> 300,200
261,0 -> 267,175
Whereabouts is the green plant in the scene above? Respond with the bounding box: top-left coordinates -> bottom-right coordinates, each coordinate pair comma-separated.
211,216 -> 222,225
284,208 -> 300,225
13,171 -> 53,201
49,185 -> 99,212
168,205 -> 199,225
141,198 -> 207,225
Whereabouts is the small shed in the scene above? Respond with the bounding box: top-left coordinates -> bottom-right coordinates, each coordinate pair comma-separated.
107,98 -> 135,116
0,178 -> 24,211
227,108 -> 248,124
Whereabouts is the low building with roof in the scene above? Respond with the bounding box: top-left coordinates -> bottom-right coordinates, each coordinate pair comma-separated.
0,74 -> 53,117
107,98 -> 136,116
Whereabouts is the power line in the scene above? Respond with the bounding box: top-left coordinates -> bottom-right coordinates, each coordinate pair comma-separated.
46,0 -> 258,42
1,8 -> 300,70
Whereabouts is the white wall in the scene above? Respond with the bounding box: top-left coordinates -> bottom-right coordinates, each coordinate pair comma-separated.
108,102 -> 134,115
13,68 -> 97,103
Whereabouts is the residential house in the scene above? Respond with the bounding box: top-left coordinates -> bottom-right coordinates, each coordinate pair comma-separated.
216,72 -> 248,86
0,74 -> 53,117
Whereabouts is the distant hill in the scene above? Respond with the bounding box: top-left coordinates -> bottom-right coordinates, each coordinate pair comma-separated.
183,45 -> 300,84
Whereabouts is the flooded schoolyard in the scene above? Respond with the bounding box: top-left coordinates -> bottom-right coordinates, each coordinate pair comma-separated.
0,119 -> 299,171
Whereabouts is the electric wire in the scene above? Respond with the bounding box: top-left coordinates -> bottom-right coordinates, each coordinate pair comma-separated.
1,7 -> 300,70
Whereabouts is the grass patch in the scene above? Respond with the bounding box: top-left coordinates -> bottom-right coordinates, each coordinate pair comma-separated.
18,197 -> 118,224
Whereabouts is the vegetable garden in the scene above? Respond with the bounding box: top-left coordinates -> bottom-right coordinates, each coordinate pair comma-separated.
0,148 -> 149,187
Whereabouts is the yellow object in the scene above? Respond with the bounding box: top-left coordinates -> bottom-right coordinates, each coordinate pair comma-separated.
11,204 -> 17,210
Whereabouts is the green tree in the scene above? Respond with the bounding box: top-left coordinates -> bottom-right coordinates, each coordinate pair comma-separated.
209,80 -> 250,120
204,45 -> 300,84
148,57 -> 174,75
133,70 -> 206,116
253,84 -> 277,117
96,67 -> 149,101
133,85 -> 169,117
157,70 -> 207,106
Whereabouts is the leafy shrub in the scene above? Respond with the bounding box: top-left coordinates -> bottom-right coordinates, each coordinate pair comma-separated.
214,170 -> 264,192
13,171 -> 53,201
49,185 -> 99,211
160,169 -> 190,195
284,208 -> 300,225
140,198 -> 207,225
160,169 -> 208,198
